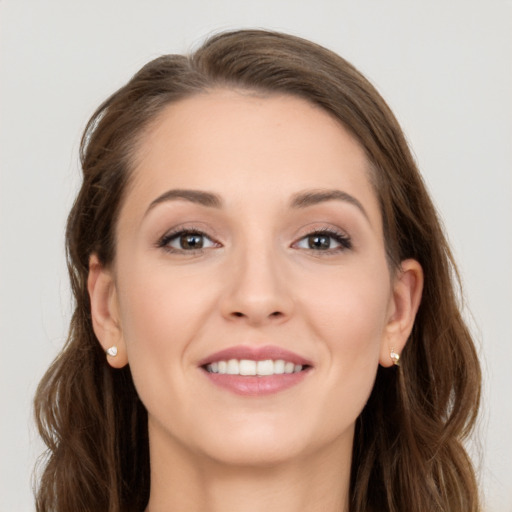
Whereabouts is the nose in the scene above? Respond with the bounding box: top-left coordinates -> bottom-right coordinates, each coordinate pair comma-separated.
219,246 -> 294,326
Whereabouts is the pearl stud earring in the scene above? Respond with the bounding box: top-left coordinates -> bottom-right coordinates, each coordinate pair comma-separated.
106,346 -> 118,357
390,348 -> 400,366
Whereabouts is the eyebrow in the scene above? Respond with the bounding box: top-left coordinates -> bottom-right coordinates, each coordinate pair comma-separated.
146,189 -> 223,215
290,189 -> 369,221
145,187 -> 369,221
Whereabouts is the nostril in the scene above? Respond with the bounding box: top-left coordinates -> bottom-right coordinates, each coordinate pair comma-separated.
230,311 -> 282,319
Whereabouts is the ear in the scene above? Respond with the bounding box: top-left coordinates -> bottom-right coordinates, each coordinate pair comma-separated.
379,259 -> 424,367
87,254 -> 128,368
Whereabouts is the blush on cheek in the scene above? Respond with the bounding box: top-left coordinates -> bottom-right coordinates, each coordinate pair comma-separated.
312,285 -> 388,339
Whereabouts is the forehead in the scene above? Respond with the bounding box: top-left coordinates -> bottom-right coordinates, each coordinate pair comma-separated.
123,89 -> 381,228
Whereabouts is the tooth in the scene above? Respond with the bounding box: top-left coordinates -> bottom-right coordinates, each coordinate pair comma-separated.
209,359 -> 304,376
239,359 -> 257,375
274,360 -> 285,374
257,359 -> 274,376
226,359 -> 239,375
284,362 -> 294,374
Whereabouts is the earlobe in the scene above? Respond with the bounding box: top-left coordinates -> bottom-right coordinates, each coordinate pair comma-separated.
88,254 -> 128,368
379,258 -> 424,368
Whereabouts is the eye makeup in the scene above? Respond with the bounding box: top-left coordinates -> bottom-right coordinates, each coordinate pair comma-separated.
156,225 -> 221,255
293,227 -> 352,253
155,223 -> 352,258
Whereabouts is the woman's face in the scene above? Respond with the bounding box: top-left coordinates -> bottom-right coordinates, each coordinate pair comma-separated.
91,90 -> 416,467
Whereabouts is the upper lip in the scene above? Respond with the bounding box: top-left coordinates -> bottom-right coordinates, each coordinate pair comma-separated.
198,345 -> 313,367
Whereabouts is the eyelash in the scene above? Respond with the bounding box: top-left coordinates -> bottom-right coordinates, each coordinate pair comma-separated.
157,227 -> 219,254
293,228 -> 352,254
156,227 -> 352,255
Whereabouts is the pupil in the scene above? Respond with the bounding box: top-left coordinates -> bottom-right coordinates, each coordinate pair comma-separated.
309,235 -> 330,250
181,233 -> 203,249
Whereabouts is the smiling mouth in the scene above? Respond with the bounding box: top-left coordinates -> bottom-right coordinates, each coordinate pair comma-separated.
203,359 -> 310,376
199,346 -> 313,395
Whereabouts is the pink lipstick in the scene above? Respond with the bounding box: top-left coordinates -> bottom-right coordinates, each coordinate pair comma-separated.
198,345 -> 312,396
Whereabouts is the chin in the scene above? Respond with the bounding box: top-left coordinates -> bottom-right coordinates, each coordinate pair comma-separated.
189,416 -> 353,469
202,435 -> 309,468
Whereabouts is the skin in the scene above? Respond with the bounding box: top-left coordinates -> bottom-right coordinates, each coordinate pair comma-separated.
88,90 -> 423,512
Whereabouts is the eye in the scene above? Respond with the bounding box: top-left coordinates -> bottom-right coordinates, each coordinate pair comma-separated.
158,229 -> 219,253
294,230 -> 352,252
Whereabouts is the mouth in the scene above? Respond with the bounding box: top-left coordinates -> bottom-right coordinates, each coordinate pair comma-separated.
203,359 -> 309,376
199,345 -> 313,396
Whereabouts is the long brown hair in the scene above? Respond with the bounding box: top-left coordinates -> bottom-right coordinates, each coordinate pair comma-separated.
34,29 -> 481,512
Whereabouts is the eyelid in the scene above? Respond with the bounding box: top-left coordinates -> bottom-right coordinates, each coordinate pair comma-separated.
291,225 -> 352,252
154,222 -> 352,255
156,225 -> 222,253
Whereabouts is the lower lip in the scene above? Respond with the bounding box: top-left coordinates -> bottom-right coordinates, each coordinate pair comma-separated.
202,369 -> 310,396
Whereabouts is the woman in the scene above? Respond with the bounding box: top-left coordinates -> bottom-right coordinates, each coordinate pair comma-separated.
34,29 -> 481,511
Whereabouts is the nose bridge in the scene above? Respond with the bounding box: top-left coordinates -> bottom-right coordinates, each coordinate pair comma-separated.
221,234 -> 292,324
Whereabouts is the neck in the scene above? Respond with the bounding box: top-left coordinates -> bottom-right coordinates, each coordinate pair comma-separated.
144,424 -> 352,512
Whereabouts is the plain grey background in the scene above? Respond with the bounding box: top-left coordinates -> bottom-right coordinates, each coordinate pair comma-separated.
1,1 -> 511,510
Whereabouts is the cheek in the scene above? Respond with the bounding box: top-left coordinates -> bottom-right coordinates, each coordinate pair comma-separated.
114,263 -> 219,402
117,259 -> 215,347
302,263 -> 391,352
300,262 -> 391,403
118,279 -> 179,354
